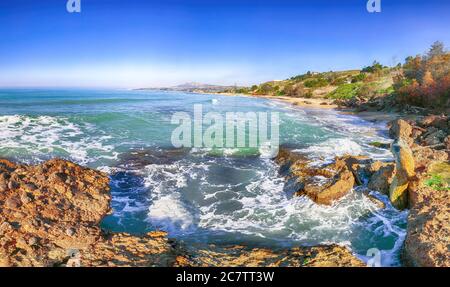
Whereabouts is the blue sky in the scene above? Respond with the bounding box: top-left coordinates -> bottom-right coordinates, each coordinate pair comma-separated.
1,0 -> 449,88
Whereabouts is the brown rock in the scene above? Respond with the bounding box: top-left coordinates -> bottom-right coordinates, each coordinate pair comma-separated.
189,244 -> 365,267
7,180 -> 19,190
5,197 -> 21,209
299,159 -> 356,205
419,114 -> 448,130
341,155 -> 371,186
403,184 -> 449,267
445,136 -> 450,150
389,119 -> 414,146
367,162 -> 396,195
20,192 -> 33,205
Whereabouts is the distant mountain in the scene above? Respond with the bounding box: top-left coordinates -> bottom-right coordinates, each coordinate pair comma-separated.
136,82 -> 241,93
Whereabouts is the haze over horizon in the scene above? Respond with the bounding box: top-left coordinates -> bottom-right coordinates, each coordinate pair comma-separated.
1,0 -> 450,88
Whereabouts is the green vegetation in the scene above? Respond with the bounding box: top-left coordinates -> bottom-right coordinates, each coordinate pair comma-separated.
304,77 -> 328,88
425,175 -> 449,191
327,83 -> 362,99
362,61 -> 387,73
425,162 -> 450,191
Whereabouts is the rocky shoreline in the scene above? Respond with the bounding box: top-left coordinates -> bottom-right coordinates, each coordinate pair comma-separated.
0,158 -> 364,267
0,111 -> 448,267
275,113 -> 449,266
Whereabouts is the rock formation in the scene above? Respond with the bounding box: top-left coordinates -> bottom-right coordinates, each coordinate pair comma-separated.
387,117 -> 449,266
389,139 -> 416,210
0,158 -> 364,267
275,150 -> 359,205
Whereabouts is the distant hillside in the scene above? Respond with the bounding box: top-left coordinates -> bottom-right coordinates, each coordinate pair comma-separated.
222,65 -> 396,101
137,82 -> 241,93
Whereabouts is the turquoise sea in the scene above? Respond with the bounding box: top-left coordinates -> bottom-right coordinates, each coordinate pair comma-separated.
0,89 -> 407,266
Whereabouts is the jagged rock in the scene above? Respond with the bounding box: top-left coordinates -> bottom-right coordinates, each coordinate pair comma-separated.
389,139 -> 415,210
340,155 -> 371,186
275,149 -> 356,205
367,162 -> 396,195
421,128 -> 446,146
413,147 -> 448,172
300,166 -> 355,205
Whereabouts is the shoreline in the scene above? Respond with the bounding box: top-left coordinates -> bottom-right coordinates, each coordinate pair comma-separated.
201,91 -> 401,123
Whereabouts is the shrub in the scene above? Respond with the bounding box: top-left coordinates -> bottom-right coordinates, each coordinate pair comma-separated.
304,78 -> 329,88
394,42 -> 450,109
351,73 -> 367,83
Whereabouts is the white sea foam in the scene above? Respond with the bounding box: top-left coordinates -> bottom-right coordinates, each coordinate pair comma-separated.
148,194 -> 196,233
0,115 -> 118,165
294,138 -> 364,161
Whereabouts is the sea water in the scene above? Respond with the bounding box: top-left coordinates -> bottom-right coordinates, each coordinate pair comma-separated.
0,89 -> 407,266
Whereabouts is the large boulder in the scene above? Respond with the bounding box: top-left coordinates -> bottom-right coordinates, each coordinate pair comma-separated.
389,139 -> 416,210
300,163 -> 355,205
275,150 -> 357,205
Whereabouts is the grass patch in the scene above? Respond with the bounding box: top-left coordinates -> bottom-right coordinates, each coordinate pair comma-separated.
425,162 -> 450,191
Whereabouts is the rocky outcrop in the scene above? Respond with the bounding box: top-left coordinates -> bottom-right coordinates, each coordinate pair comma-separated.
190,245 -> 365,267
389,139 -> 416,210
0,158 -> 364,267
386,117 -> 449,266
276,150 -> 359,205
0,158 -> 184,267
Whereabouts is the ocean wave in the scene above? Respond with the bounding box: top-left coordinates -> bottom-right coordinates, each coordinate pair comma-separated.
0,115 -> 118,165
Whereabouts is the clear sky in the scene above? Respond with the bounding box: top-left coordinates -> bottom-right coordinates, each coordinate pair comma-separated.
1,0 -> 449,88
